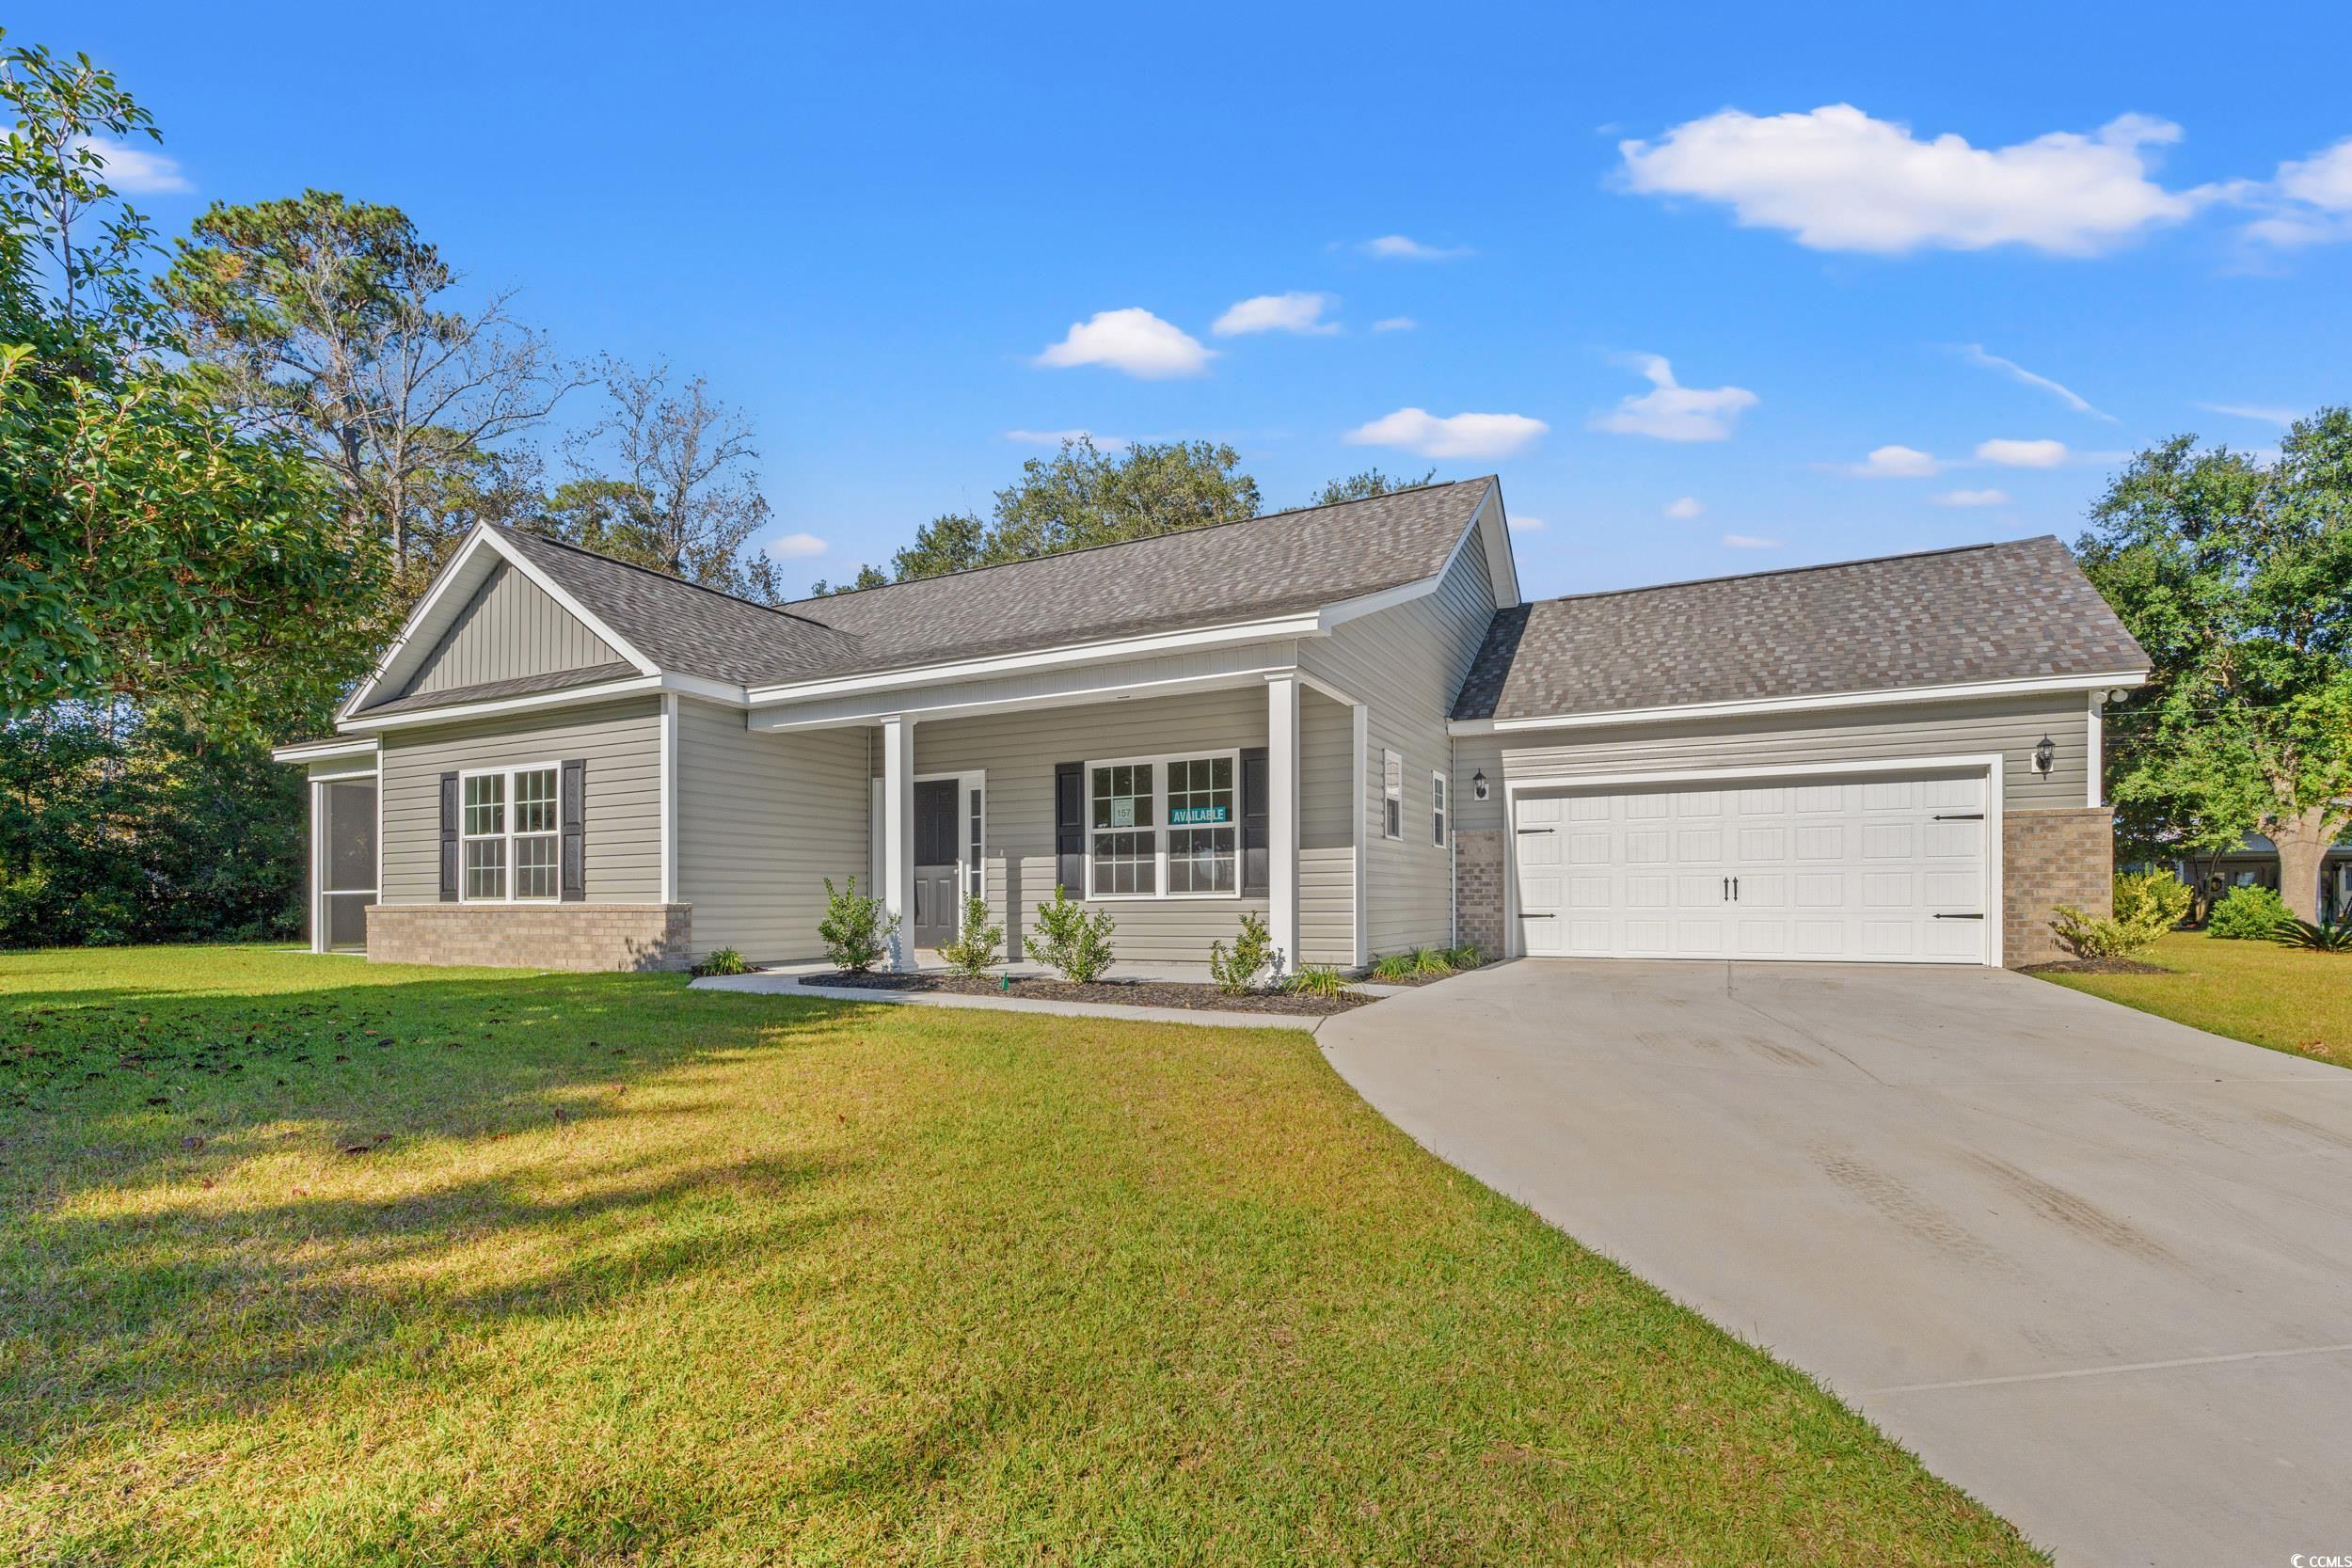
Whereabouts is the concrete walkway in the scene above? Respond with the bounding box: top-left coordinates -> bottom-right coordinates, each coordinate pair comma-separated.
1322,959 -> 2352,1568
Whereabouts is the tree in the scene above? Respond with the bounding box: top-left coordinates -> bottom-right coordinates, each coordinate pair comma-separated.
164,189 -> 579,582
1312,466 -> 1435,507
536,358 -> 787,602
884,436 -> 1259,583
808,563 -> 887,596
0,36 -> 382,734
2077,412 -> 2352,922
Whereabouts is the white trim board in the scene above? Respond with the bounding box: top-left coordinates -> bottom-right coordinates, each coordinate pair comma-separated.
273,737 -> 379,764
1451,671 -> 2149,736
1499,752 -> 2008,968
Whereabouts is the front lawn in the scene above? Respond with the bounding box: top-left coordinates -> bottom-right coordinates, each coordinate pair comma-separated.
0,946 -> 2040,1566
2034,929 -> 2352,1067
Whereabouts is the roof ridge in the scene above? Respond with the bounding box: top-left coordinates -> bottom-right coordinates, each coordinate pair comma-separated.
774,475 -> 1494,610
495,524 -> 858,638
1523,535 -> 2058,607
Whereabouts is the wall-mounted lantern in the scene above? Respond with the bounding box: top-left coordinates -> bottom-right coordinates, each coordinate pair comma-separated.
2032,735 -> 2056,776
1471,769 -> 1488,801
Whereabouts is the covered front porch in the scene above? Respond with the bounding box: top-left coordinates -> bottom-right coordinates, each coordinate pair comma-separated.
749,646 -> 1366,974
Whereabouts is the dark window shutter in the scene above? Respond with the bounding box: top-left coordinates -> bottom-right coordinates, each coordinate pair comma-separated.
1055,762 -> 1085,894
560,758 -> 587,902
437,772 -> 460,901
1240,746 -> 1269,898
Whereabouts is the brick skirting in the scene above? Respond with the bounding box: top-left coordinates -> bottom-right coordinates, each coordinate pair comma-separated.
367,903 -> 691,972
2002,808 -> 2113,968
1454,828 -> 1506,959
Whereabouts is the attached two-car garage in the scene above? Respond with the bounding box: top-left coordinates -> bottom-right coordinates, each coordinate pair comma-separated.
1509,766 -> 1995,965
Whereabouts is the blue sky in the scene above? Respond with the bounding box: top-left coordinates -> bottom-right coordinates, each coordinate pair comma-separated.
32,0 -> 2352,599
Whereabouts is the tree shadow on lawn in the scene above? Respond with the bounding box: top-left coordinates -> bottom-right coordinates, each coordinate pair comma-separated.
0,967 -> 889,1488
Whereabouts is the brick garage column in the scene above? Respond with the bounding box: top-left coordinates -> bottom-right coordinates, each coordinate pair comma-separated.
2002,808 -> 2113,967
1454,828 -> 1506,959
367,904 -> 692,971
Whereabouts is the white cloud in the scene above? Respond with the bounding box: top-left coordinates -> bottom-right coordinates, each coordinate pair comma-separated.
1509,515 -> 1546,532
1212,292 -> 1338,337
1345,406 -> 1549,459
1931,488 -> 2012,507
72,135 -> 190,195
1663,496 -> 1704,519
1372,316 -> 1417,332
1976,437 -> 2069,467
1589,355 -> 1757,442
1359,234 -> 1472,261
2196,403 -> 2299,425
1841,444 -> 1942,478
764,531 -> 828,560
1617,105 -> 2203,256
1003,428 -> 1127,450
1034,308 -> 1214,378
1723,533 -> 1784,549
1956,344 -> 2114,420
2241,138 -> 2352,245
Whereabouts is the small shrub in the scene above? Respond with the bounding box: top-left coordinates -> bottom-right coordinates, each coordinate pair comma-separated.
1369,951 -> 1419,982
1286,963 -> 1349,999
1208,911 -> 1279,993
2207,884 -> 2289,940
1033,886 -> 1117,983
2055,871 -> 2190,960
691,946 -> 749,978
1443,944 -> 1486,970
2272,917 -> 2352,954
818,875 -> 898,974
1410,946 -> 1455,977
937,894 -> 1003,977
2111,870 -> 2192,941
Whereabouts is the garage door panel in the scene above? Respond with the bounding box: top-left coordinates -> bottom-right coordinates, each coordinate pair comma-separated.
1511,768 -> 1991,965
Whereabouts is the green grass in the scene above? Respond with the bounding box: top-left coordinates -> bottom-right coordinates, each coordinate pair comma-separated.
2036,929 -> 2352,1067
0,945 -> 2042,1566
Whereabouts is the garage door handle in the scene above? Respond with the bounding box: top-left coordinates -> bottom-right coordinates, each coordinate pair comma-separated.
1933,912 -> 1985,919
1517,911 -> 1554,918
1516,827 -> 1553,834
1932,813 -> 1985,821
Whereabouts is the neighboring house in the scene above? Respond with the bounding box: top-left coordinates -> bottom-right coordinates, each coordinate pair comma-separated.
2173,833 -> 2352,924
274,478 -> 2149,973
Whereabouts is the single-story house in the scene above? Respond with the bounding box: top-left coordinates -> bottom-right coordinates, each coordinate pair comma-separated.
2173,833 -> 2352,924
274,477 -> 2150,972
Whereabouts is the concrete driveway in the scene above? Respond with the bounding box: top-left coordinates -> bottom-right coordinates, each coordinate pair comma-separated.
1323,959 -> 2352,1568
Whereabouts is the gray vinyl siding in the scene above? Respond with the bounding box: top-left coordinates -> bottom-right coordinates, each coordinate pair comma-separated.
1299,526 -> 1500,956
896,685 -> 1356,967
1454,694 -> 2094,834
1297,689 -> 1354,966
405,562 -> 624,696
675,699 -> 868,963
378,698 -> 661,904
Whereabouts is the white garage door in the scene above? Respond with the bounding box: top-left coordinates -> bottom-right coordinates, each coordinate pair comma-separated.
1513,771 -> 1992,964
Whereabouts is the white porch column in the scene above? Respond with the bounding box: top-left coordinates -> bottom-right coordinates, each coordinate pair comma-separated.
1266,673 -> 1301,973
880,713 -> 915,970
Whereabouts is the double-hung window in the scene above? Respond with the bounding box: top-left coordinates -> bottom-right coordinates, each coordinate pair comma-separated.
1382,749 -> 1404,840
461,765 -> 561,902
1087,752 -> 1238,898
1431,770 -> 1449,847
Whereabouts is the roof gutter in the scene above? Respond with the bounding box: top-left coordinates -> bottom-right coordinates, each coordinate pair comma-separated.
742,610 -> 1328,707
333,671 -> 748,733
1448,670 -> 2151,736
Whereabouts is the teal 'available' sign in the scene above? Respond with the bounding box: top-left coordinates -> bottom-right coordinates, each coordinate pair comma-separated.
1170,805 -> 1230,825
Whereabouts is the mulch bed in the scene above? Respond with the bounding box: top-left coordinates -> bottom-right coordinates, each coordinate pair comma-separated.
1365,968 -> 1475,988
2020,958 -> 2172,976
802,972 -> 1375,1016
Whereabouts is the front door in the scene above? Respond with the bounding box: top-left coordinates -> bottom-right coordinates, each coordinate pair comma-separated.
912,779 -> 961,949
